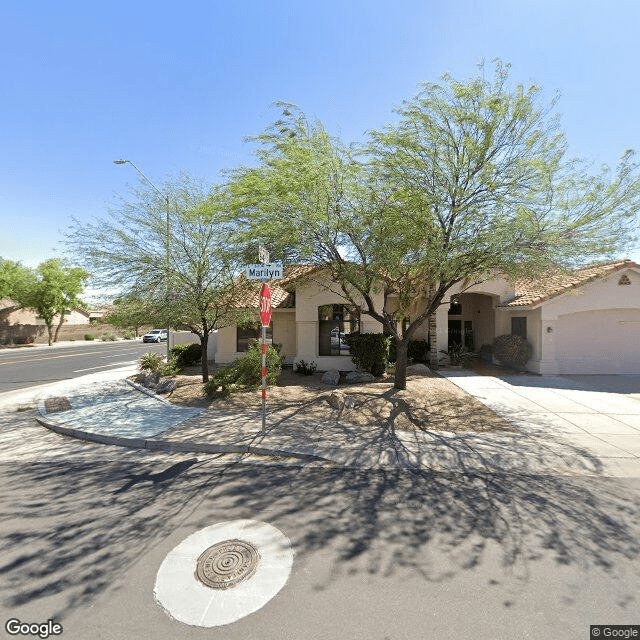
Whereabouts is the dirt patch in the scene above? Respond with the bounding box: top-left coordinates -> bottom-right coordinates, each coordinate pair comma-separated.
159,367 -> 513,434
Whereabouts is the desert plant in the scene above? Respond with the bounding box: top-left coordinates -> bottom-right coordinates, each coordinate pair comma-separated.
84,333 -> 96,341
492,334 -> 533,369
295,360 -> 317,376
139,352 -> 164,373
101,333 -> 117,341
169,343 -> 202,369
123,330 -> 135,340
439,343 -> 475,366
203,340 -> 283,397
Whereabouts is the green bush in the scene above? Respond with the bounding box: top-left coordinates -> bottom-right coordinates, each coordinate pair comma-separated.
203,340 -> 283,397
123,330 -> 135,340
84,333 -> 96,341
492,334 -> 533,369
139,352 -> 164,373
170,343 -> 202,368
341,333 -> 391,377
295,360 -> 317,376
389,338 -> 430,363
139,352 -> 180,376
101,333 -> 117,341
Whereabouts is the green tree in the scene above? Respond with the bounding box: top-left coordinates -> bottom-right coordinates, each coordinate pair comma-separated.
103,294 -> 154,337
0,259 -> 33,301
17,259 -> 89,346
228,62 -> 640,390
67,172 -> 248,382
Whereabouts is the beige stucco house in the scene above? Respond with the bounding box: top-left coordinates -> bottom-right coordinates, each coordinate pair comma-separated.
213,260 -> 640,376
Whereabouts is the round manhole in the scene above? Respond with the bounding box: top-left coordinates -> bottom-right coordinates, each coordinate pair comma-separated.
195,539 -> 260,589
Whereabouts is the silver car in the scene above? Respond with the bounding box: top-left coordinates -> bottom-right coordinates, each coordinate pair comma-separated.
142,329 -> 168,343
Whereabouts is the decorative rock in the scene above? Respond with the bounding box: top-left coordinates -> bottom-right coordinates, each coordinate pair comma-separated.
406,363 -> 432,375
321,369 -> 340,386
325,391 -> 345,410
138,371 -> 161,388
343,395 -> 360,409
156,379 -> 178,394
345,371 -> 375,384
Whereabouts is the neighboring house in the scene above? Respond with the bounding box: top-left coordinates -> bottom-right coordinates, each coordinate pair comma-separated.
0,299 -> 94,326
213,260 -> 640,376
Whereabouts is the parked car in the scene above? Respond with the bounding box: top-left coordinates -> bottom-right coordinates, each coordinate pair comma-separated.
142,329 -> 168,343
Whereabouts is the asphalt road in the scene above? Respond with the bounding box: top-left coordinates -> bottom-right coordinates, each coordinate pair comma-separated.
1,406 -> 640,640
0,340 -> 165,393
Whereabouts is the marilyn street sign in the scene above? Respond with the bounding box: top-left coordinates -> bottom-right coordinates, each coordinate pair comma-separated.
245,263 -> 283,280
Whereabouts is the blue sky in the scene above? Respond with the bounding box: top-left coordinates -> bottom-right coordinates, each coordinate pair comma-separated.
2,0 -> 639,272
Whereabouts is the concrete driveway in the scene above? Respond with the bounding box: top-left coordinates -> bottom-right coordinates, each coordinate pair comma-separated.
442,371 -> 640,477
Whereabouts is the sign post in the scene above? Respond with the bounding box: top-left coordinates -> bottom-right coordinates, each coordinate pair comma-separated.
259,283 -> 272,433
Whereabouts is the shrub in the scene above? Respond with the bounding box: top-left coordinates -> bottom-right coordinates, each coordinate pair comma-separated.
139,352 -> 164,373
492,334 -> 533,369
84,333 -> 96,341
389,338 -> 431,364
123,330 -> 135,340
170,343 -> 202,368
101,333 -> 117,341
295,360 -> 317,376
203,340 -> 283,397
341,333 -> 391,377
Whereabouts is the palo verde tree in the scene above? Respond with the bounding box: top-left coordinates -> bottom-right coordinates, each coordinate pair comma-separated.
17,259 -> 89,346
228,61 -> 640,390
67,172 -> 248,382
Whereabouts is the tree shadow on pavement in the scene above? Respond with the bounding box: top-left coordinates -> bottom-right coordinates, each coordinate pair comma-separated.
2,446 -> 640,624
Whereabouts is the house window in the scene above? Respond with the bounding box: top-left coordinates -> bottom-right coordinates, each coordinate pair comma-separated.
237,323 -> 272,352
318,304 -> 359,356
618,274 -> 631,286
511,317 -> 527,340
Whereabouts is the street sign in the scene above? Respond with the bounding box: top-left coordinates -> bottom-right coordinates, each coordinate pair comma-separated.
245,263 -> 283,280
258,245 -> 270,264
259,283 -> 272,327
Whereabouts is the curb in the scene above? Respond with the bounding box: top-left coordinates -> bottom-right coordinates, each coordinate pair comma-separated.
34,414 -> 329,463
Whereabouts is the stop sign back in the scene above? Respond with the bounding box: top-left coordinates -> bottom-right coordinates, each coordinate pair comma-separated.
259,283 -> 272,327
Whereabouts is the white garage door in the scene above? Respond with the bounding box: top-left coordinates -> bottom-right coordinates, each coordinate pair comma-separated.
555,309 -> 640,374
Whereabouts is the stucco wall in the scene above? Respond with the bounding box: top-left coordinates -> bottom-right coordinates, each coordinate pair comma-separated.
538,267 -> 640,374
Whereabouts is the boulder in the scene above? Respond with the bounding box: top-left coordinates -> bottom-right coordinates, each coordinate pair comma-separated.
137,371 -> 161,388
345,371 -> 375,384
156,378 -> 178,394
325,391 -> 345,410
321,369 -> 340,385
406,363 -> 432,375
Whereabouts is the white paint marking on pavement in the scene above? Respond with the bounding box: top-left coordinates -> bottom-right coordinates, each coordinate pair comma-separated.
154,520 -> 293,627
73,360 -> 136,373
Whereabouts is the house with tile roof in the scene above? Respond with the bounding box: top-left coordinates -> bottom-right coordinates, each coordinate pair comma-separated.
212,260 -> 640,375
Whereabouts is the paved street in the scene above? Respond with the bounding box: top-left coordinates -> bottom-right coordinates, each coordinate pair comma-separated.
0,340 -> 165,393
1,398 -> 640,639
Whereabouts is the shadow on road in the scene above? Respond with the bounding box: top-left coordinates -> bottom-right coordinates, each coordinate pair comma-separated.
1,446 -> 640,622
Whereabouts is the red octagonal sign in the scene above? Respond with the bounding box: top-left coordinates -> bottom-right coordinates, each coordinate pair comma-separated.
259,283 -> 272,327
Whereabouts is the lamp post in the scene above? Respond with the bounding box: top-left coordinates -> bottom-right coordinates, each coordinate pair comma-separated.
113,159 -> 171,362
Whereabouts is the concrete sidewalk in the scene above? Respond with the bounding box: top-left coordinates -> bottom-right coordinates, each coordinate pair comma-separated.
441,371 -> 640,478
23,369 -> 640,477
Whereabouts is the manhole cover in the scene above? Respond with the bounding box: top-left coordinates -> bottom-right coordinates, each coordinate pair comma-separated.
44,397 -> 71,413
195,539 -> 260,589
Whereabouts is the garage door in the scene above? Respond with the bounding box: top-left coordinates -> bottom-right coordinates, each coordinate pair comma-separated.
555,309 -> 640,374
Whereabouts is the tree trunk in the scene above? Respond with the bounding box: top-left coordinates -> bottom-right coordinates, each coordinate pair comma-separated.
394,338 -> 409,390
45,322 -> 53,346
428,311 -> 438,370
200,332 -> 209,382
53,315 -> 65,343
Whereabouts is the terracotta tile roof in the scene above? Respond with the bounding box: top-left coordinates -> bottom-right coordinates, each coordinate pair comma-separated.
230,264 -> 324,310
499,260 -> 638,308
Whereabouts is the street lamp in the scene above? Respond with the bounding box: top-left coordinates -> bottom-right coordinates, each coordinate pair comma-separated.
114,159 -> 171,361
